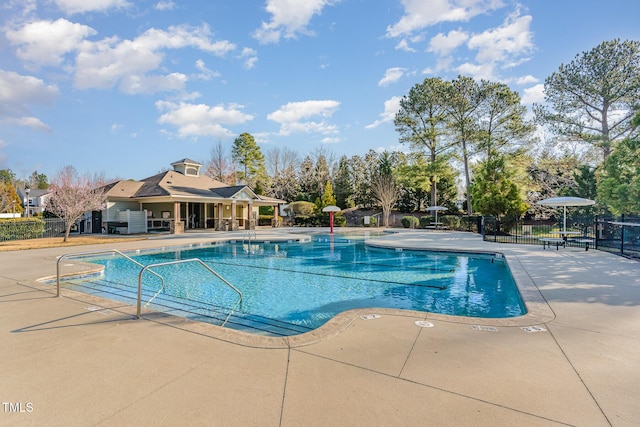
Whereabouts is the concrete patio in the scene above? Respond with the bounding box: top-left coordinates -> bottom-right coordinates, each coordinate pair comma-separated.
1,229 -> 639,426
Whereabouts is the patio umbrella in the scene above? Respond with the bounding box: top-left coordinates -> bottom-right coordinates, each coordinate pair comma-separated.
537,196 -> 595,233
426,206 -> 447,225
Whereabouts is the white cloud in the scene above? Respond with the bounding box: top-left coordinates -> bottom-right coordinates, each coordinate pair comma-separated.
5,116 -> 51,132
386,0 -> 504,38
239,47 -> 258,69
253,0 -> 337,44
120,72 -> 187,94
520,83 -> 544,105
0,70 -> 58,131
0,70 -> 59,106
154,0 -> 176,11
451,10 -> 533,81
467,12 -> 533,64
194,59 -> 220,80
395,39 -> 416,52
3,0 -> 38,16
156,101 -> 254,139
378,67 -> 405,87
267,100 -> 340,136
53,0 -> 131,14
366,96 -> 401,129
322,137 -> 340,144
456,61 -> 495,80
428,29 -> 469,56
516,75 -> 538,85
74,24 -> 236,93
5,19 -> 96,68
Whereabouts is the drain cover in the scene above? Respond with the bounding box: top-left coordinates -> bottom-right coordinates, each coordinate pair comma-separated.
471,325 -> 499,332
415,320 -> 434,328
521,326 -> 547,333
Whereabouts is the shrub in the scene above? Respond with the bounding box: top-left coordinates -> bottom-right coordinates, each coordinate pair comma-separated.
363,216 -> 377,227
287,201 -> 316,216
401,216 -> 419,228
440,215 -> 461,230
0,218 -> 45,242
258,215 -> 283,226
419,216 -> 434,228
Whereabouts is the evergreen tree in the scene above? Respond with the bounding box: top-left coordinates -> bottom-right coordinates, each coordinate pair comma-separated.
471,153 -> 529,219
231,132 -> 267,190
535,39 -> 640,161
297,156 -> 315,201
598,136 -> 640,214
333,155 -> 353,208
395,77 -> 453,206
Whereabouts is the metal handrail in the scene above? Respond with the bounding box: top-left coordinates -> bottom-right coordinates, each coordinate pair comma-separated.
243,230 -> 258,254
243,230 -> 257,244
56,249 -> 164,297
137,258 -> 243,327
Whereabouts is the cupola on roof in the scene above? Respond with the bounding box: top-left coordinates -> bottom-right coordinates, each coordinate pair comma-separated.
171,158 -> 202,177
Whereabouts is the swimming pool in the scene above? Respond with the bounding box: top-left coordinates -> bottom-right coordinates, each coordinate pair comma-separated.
58,233 -> 526,336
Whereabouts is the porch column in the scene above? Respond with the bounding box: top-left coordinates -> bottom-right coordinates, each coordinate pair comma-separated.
231,200 -> 237,231
172,201 -> 184,234
217,203 -> 224,230
273,205 -> 279,227
246,200 -> 253,229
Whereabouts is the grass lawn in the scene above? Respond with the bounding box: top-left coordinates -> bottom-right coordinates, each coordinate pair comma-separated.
0,235 -> 147,252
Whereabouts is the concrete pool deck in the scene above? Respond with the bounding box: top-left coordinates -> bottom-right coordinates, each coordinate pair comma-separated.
1,228 -> 639,426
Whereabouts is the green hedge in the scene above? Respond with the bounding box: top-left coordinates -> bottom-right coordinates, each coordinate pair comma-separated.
258,215 -> 283,226
401,216 -> 419,228
293,213 -> 345,227
0,218 -> 46,241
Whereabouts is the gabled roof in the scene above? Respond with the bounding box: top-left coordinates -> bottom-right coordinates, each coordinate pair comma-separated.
101,159 -> 286,204
171,158 -> 201,166
102,180 -> 145,198
213,185 -> 255,199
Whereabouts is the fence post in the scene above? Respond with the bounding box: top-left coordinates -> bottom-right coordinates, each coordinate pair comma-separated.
620,214 -> 625,256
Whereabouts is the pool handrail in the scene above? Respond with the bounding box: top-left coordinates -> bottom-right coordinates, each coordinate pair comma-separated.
137,258 -> 243,327
56,249 -> 165,298
243,230 -> 257,244
242,230 -> 258,254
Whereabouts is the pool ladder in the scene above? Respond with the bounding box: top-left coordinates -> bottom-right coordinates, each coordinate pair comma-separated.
243,230 -> 258,254
137,259 -> 243,327
56,249 -> 165,297
56,250 -> 243,328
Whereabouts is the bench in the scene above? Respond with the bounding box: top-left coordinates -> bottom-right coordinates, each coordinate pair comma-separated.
569,238 -> 595,251
539,237 -> 565,250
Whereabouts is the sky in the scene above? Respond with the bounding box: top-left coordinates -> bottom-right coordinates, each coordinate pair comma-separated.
1,0 -> 640,181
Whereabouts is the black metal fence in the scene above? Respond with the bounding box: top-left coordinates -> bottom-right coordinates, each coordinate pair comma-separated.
482,215 -> 640,260
0,218 -> 68,242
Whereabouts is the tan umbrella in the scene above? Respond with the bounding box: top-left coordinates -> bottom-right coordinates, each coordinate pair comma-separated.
537,197 -> 595,233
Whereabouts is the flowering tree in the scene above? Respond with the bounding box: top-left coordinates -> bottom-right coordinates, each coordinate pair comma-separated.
46,166 -> 107,242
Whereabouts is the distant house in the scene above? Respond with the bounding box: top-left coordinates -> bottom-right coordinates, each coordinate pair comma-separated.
17,188 -> 51,217
94,158 -> 284,234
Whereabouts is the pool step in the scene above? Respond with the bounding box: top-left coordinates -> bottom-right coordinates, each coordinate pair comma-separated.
61,279 -> 312,336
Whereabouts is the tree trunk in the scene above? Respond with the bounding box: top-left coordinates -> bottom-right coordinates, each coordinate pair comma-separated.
64,222 -> 72,242
462,140 -> 472,215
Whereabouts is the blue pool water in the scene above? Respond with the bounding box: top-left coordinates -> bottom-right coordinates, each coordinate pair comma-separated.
60,233 -> 525,336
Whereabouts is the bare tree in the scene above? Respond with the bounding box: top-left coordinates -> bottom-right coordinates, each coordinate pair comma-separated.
371,174 -> 398,227
266,147 -> 300,201
205,141 -> 236,184
46,166 -> 107,242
